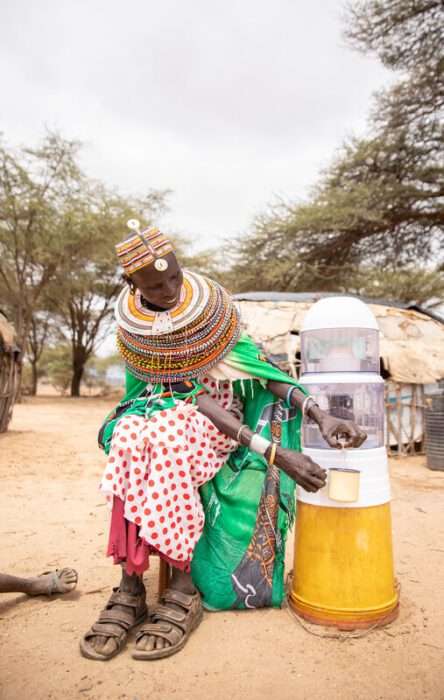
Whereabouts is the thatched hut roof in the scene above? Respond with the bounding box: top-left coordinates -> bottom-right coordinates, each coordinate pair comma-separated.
234,293 -> 444,385
0,311 -> 17,353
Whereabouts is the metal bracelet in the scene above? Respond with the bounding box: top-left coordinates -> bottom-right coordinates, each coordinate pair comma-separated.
268,442 -> 277,466
286,386 -> 296,407
249,433 -> 272,456
236,423 -> 248,444
302,395 -> 317,417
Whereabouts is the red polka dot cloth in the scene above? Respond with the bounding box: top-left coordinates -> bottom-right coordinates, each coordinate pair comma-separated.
100,378 -> 241,567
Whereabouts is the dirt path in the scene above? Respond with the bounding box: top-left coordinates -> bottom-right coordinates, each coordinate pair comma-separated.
1,397 -> 443,700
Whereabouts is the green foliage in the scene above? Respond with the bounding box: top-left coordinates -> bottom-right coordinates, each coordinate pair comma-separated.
338,266 -> 444,306
343,1 -> 442,73
0,132 -> 83,345
228,0 -> 444,299
38,344 -> 72,395
0,131 -> 171,396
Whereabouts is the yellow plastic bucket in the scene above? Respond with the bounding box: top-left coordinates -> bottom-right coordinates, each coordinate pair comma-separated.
289,501 -> 399,629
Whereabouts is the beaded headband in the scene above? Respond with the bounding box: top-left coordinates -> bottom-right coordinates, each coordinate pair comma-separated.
115,219 -> 174,274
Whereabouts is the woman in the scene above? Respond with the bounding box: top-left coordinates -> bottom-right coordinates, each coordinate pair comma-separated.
80,221 -> 365,661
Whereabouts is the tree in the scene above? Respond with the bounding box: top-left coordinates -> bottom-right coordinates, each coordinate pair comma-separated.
0,131 -> 170,397
27,310 -> 60,396
228,0 -> 443,296
0,132 -> 83,395
38,344 -> 73,396
47,186 -> 169,396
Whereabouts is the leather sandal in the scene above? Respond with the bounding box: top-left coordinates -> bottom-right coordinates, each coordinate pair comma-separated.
132,588 -> 203,660
80,587 -> 148,661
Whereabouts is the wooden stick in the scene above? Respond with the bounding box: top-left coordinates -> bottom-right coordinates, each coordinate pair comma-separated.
420,385 -> 426,454
396,383 -> 403,456
385,382 -> 397,454
158,559 -> 170,601
410,384 -> 417,454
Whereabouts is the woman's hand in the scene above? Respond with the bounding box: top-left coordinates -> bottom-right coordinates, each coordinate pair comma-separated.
272,447 -> 327,492
315,411 -> 367,449
266,382 -> 367,450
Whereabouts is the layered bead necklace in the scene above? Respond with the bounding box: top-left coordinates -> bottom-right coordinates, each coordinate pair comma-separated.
115,271 -> 241,384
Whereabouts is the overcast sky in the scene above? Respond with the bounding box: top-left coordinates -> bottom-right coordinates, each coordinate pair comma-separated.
1,0 -> 390,251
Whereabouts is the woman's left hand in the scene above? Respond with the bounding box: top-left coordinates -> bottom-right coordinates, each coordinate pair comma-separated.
316,412 -> 367,449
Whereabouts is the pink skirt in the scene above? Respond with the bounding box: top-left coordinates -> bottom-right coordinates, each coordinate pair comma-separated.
107,495 -> 189,574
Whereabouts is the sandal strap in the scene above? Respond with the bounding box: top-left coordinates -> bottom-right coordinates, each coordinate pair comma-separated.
84,622 -> 126,642
92,587 -> 147,631
97,608 -> 137,630
161,589 -> 197,610
151,604 -> 188,631
134,592 -> 204,656
107,587 -> 145,610
149,592 -> 202,634
135,622 -> 183,646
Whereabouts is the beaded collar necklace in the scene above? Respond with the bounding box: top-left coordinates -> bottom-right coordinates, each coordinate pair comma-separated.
115,271 -> 241,383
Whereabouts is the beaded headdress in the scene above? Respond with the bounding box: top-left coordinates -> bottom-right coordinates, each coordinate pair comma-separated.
115,219 -> 174,275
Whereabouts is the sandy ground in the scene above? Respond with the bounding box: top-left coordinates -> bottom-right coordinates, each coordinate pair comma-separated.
1,396 -> 443,700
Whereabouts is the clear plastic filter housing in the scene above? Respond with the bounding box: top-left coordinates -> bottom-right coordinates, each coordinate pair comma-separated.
301,328 -> 379,374
302,380 -> 385,449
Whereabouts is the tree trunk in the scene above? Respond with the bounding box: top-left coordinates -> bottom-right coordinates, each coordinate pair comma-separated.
30,359 -> 38,396
14,311 -> 31,403
71,344 -> 89,397
14,356 -> 24,403
71,359 -> 84,397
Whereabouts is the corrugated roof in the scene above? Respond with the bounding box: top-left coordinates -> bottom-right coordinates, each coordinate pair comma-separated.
0,312 -> 16,352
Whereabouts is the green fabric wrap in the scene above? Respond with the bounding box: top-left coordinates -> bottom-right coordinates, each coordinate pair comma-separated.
191,377 -> 303,610
98,333 -> 307,610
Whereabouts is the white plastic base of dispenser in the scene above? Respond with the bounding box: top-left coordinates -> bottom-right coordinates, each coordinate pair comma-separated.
298,446 -> 391,509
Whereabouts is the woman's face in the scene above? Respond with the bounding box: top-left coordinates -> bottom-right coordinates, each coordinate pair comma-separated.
129,253 -> 183,310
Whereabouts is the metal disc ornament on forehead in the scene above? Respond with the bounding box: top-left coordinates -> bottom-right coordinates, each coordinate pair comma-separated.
127,218 -> 141,232
154,258 -> 168,271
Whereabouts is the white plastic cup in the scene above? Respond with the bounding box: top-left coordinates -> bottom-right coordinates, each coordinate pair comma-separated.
328,468 -> 360,503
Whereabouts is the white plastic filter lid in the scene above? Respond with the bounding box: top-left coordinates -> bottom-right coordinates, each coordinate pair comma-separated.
301,297 -> 379,331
